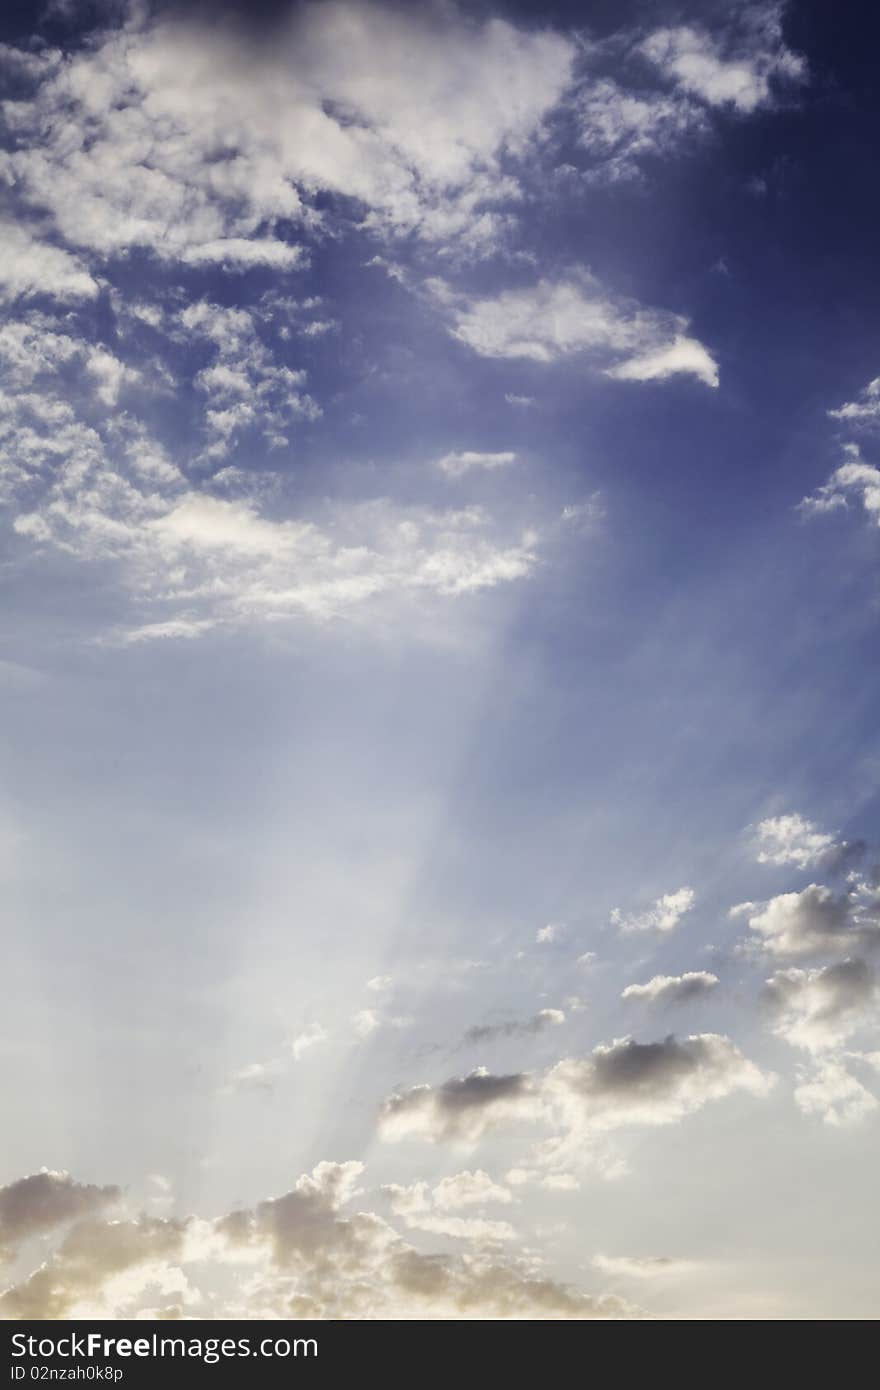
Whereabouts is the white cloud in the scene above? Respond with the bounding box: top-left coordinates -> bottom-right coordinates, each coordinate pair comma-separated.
402,1212 -> 515,1242
794,1060 -> 879,1127
640,8 -> 806,115
366,975 -> 393,993
535,923 -> 561,944
353,1008 -> 412,1039
380,1034 -> 771,1156
4,326 -> 540,640
592,1253 -> 699,1279
545,1034 -> 772,1137
612,886 -> 696,934
762,959 -> 877,1052
0,221 -> 98,303
0,3 -> 575,264
575,79 -> 707,182
179,239 -> 307,271
752,813 -> 839,869
431,1170 -> 514,1211
799,445 -> 880,521
382,1169 -> 516,1242
442,274 -> 718,387
290,1024 -> 328,1061
437,451 -> 516,478
0,1160 -> 639,1320
828,376 -> 880,426
732,883 -> 880,958
224,1060 -> 285,1093
86,348 -> 139,406
505,1167 -> 580,1193
353,1009 -> 383,1039
605,335 -> 719,388
621,972 -> 719,1006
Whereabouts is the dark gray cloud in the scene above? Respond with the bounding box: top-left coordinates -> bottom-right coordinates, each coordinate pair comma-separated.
462,1008 -> 565,1047
380,1068 -> 540,1144
546,1033 -> 772,1136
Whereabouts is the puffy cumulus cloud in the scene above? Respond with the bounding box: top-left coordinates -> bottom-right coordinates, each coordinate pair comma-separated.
0,1 -> 807,270
639,4 -> 806,115
799,444 -> 880,520
0,1171 -> 120,1262
0,1 -> 575,264
431,1170 -> 514,1211
535,922 -> 562,944
383,1169 -> 514,1219
793,1060 -> 879,1128
545,1034 -> 772,1137
380,1036 -> 771,1162
462,1009 -> 566,1047
437,451 -> 516,478
379,1068 -> 541,1147
621,972 -> 719,1007
762,959 -> 877,1053
0,221 -> 99,304
0,1213 -> 192,1320
381,1170 -> 516,1243
440,274 -> 718,387
611,886 -> 696,935
828,376 -> 880,427
731,883 -> 880,959
751,813 -> 859,871
0,1161 -> 641,1320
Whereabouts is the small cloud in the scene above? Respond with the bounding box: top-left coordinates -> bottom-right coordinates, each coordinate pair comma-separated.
223,1060 -> 284,1093
622,972 -> 719,1006
462,1009 -> 565,1047
290,1024 -> 327,1061
366,975 -> 393,993
611,887 -> 695,934
592,1253 -> 698,1279
353,1009 -> 412,1040
751,813 -> 840,870
436,450 -> 516,478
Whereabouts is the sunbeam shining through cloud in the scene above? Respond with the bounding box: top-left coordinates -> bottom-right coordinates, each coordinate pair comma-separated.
1,0 -> 880,1327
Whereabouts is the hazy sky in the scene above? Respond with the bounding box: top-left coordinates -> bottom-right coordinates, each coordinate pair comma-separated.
1,0 -> 880,1320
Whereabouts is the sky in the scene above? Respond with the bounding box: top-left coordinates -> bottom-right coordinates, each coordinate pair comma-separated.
1,0 -> 880,1321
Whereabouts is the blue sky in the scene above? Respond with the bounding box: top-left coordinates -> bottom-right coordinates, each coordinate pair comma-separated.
1,0 -> 880,1320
